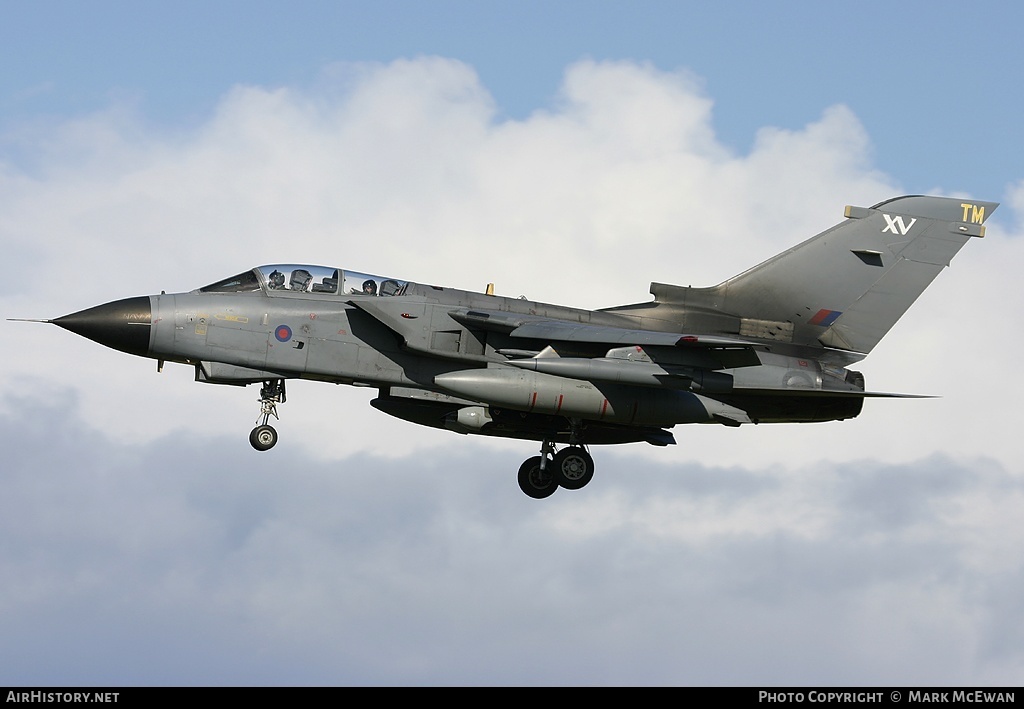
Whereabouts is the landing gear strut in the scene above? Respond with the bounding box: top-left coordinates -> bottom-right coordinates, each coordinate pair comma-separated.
250,379 -> 286,451
516,434 -> 595,499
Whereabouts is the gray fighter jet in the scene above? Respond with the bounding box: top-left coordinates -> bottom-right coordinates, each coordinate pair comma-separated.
23,195 -> 996,498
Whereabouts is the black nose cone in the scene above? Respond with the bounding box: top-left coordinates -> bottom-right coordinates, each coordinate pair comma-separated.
53,296 -> 152,357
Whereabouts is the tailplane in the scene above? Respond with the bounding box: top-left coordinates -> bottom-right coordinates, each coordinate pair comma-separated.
648,195 -> 997,354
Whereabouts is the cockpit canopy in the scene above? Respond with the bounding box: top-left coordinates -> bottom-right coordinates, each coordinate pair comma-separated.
198,265 -> 410,297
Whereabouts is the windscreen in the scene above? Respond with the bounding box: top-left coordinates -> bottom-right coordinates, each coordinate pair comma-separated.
198,270 -> 262,293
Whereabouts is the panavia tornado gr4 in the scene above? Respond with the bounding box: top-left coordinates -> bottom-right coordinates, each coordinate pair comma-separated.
24,195 -> 996,498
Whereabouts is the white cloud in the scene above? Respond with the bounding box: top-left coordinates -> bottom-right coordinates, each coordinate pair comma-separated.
1,397 -> 1021,684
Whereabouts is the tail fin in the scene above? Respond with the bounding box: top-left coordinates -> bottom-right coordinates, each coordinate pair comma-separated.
651,195 -> 997,354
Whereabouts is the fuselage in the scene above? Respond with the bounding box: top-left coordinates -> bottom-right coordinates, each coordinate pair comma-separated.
53,263 -> 864,446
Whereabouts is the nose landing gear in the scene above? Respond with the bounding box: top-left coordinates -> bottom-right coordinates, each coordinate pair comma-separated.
250,379 -> 286,451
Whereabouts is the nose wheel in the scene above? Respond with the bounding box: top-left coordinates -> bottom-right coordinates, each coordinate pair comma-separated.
250,379 -> 286,451
249,424 -> 279,451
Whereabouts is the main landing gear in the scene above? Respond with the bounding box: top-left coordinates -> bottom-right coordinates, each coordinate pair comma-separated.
249,379 -> 286,451
517,438 -> 595,499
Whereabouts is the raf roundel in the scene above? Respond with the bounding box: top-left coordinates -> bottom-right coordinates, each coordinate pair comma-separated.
274,325 -> 292,343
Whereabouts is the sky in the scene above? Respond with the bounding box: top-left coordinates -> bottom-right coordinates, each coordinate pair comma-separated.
1,1 -> 1023,686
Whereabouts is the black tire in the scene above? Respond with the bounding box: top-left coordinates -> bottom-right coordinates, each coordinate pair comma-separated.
517,456 -> 558,499
552,447 -> 594,490
249,424 -> 278,451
